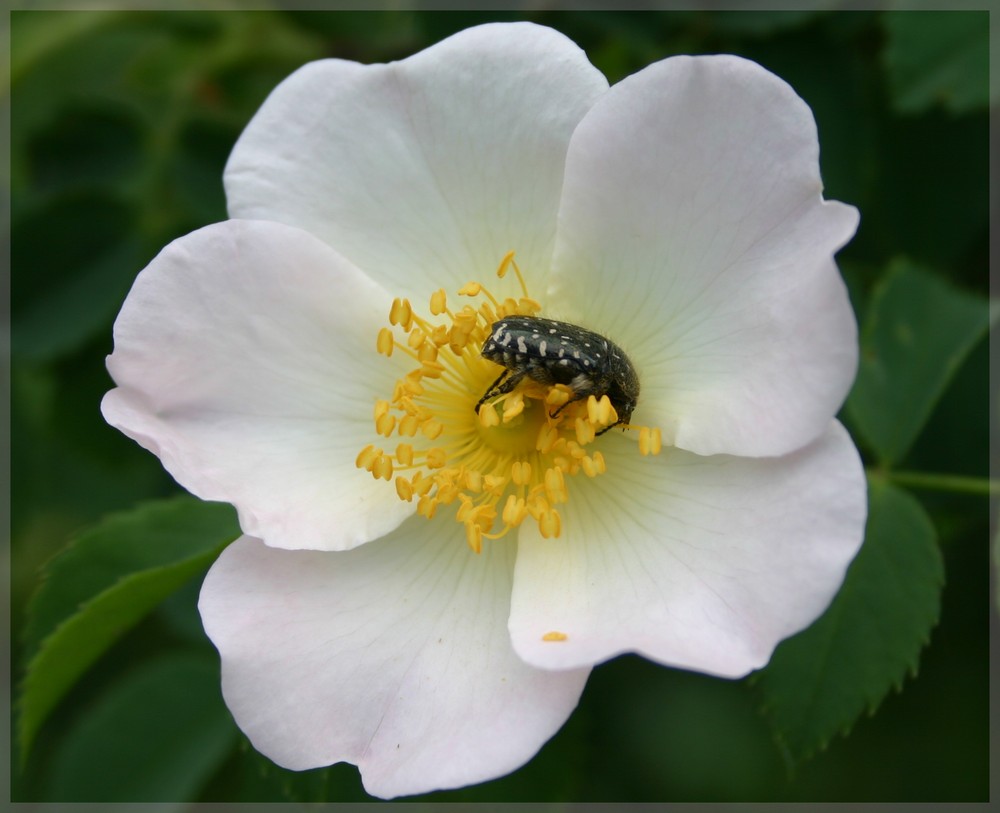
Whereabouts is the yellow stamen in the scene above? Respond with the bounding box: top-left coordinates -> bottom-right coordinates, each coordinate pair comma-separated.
389,298 -> 413,331
395,476 -> 414,501
538,508 -> 561,539
639,426 -> 663,456
357,251 -> 663,552
501,392 -> 525,422
478,403 -> 500,428
496,250 -> 529,298
429,288 -> 447,315
376,328 -> 395,357
372,454 -> 393,481
375,412 -> 396,437
511,460 -> 532,486
356,444 -> 379,469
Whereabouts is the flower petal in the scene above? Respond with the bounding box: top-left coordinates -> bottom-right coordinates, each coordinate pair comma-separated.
508,421 -> 866,677
199,526 -> 589,799
225,22 -> 609,301
550,54 -> 859,457
102,219 -> 411,552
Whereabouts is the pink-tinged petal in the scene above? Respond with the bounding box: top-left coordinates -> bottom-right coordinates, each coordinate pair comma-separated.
551,54 -> 859,457
508,421 -> 866,677
199,526 -> 589,799
102,219 -> 411,552
225,22 -> 609,302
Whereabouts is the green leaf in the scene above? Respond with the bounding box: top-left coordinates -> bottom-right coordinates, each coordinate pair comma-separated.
883,10 -> 990,114
846,259 -> 992,466
12,237 -> 143,362
43,653 -> 236,801
700,9 -> 821,37
19,496 -> 239,759
11,192 -> 142,362
9,9 -> 121,87
754,479 -> 943,763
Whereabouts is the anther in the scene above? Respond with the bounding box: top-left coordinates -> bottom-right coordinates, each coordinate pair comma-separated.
479,403 -> 500,428
465,522 -> 483,554
395,477 -> 414,501
502,392 -> 525,421
377,328 -> 395,357
355,444 -> 379,470
429,289 -> 447,315
502,494 -> 528,526
511,461 -> 532,486
398,415 -> 420,436
421,419 -> 444,439
639,427 -> 663,456
544,467 -> 566,503
375,412 -> 396,436
372,454 -> 393,480
575,417 -> 596,445
539,509 -> 561,539
389,298 -> 413,330
407,328 -> 426,349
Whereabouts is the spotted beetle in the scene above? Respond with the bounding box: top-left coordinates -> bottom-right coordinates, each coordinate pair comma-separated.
476,316 -> 639,434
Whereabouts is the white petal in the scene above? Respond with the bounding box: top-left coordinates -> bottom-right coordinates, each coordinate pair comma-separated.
551,54 -> 859,457
508,421 -> 866,677
199,526 -> 589,799
102,219 -> 412,551
225,22 -> 609,302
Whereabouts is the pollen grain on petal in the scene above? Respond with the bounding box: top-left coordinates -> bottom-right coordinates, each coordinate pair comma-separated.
542,631 -> 568,642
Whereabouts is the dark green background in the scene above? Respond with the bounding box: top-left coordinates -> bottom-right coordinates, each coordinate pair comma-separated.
10,8 -> 991,802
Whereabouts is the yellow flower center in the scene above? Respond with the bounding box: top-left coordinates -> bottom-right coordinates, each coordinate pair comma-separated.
357,252 -> 661,553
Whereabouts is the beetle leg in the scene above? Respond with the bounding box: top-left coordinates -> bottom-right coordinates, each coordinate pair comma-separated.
548,392 -> 586,419
475,369 -> 525,414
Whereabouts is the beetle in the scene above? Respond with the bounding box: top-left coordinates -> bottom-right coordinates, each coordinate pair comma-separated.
476,316 -> 639,434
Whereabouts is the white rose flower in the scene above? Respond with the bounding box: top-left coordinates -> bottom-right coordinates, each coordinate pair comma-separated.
102,22 -> 866,799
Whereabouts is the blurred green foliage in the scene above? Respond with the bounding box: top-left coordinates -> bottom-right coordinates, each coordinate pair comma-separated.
9,7 -> 991,803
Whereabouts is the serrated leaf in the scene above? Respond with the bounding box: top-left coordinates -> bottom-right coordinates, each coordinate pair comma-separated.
19,497 -> 239,759
43,653 -> 236,801
846,259 -> 992,466
23,495 -> 237,652
754,479 -> 943,763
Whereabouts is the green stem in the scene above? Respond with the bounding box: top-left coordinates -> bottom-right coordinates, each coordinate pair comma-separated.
874,469 -> 1000,496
